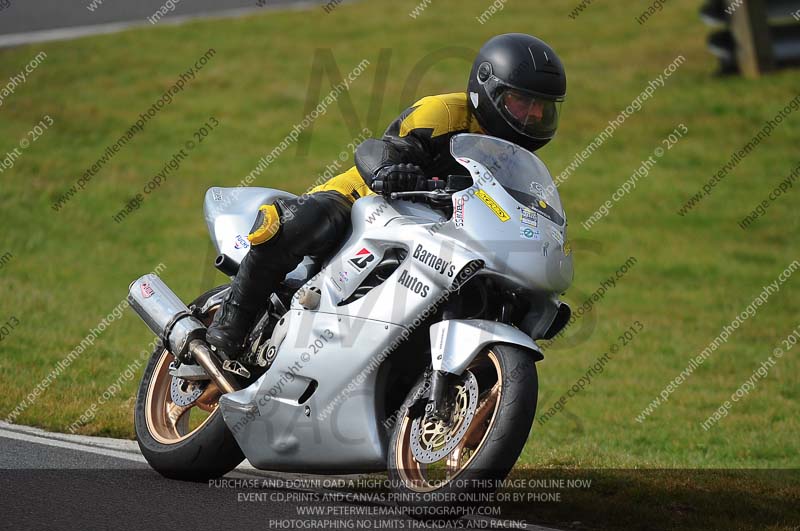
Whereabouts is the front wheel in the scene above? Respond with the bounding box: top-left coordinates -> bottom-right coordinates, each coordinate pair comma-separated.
134,285 -> 244,481
388,344 -> 538,508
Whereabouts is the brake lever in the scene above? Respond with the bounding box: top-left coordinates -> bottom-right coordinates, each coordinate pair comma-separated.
389,190 -> 452,200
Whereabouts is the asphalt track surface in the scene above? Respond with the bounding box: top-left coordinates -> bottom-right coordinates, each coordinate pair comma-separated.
0,0 -> 325,47
0,422 -> 562,531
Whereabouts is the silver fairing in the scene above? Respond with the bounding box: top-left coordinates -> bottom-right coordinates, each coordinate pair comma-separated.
203,186 -> 295,263
429,319 -> 543,375
203,186 -> 318,282
450,158 -> 573,294
219,196 -> 476,470
213,134 -> 572,472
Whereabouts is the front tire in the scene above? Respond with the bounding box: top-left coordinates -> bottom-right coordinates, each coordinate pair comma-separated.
134,285 -> 244,481
388,344 -> 539,511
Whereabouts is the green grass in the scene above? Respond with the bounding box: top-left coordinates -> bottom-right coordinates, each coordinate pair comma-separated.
0,1 -> 798,527
501,468 -> 800,531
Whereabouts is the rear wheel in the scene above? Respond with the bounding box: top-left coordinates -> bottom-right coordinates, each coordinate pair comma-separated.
134,285 -> 244,481
388,344 -> 538,512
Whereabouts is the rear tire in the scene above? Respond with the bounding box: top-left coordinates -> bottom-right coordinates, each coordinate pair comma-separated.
134,285 -> 244,481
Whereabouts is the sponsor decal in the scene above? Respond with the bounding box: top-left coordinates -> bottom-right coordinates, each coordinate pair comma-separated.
436,326 -> 447,350
412,244 -> 455,277
141,282 -> 155,298
398,269 -> 430,298
475,190 -> 510,222
330,278 -> 343,292
234,235 -> 250,250
454,196 -> 466,228
212,188 -> 223,201
520,226 -> 541,240
348,247 -> 375,270
338,271 -> 350,284
551,229 -> 564,246
530,181 -> 545,196
530,199 -> 563,226
520,208 -> 538,227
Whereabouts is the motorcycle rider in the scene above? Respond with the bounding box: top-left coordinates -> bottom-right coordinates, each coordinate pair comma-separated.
206,33 -> 567,359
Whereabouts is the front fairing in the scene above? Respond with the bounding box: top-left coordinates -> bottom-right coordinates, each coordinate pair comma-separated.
449,134 -> 573,294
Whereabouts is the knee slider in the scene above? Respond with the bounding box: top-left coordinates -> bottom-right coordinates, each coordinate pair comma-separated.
247,204 -> 281,246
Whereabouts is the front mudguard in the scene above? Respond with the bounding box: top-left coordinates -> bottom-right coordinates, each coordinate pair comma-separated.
429,319 -> 544,375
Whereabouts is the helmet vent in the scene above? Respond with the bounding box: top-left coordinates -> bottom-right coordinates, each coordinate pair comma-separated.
477,62 -> 492,83
529,45 -> 560,74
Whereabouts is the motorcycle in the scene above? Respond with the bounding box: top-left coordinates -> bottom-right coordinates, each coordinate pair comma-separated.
127,133 -> 573,504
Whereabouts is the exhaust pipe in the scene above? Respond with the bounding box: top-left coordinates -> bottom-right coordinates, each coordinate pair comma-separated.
214,253 -> 240,277
128,274 -> 239,394
187,340 -> 238,395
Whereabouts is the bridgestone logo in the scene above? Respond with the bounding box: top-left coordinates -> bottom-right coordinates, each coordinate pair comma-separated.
348,248 -> 374,270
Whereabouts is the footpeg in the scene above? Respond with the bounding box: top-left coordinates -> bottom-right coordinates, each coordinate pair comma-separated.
168,361 -> 211,381
222,359 -> 251,378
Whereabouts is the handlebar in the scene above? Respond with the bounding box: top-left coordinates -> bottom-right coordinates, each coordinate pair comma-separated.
372,175 -> 472,201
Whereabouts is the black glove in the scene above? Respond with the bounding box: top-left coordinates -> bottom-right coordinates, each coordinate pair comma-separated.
373,163 -> 427,194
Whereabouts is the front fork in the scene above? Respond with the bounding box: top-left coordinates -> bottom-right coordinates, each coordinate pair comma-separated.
426,370 -> 461,426
418,318 -> 545,421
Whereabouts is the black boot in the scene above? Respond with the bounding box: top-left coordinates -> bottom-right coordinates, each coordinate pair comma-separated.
206,191 -> 353,359
205,295 -> 260,359
206,246 -> 279,359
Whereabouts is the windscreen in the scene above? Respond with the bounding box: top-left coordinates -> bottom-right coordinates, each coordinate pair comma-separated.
451,134 -> 564,225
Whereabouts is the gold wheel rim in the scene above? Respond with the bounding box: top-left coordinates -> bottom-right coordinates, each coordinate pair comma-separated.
394,350 -> 503,492
144,305 -> 222,445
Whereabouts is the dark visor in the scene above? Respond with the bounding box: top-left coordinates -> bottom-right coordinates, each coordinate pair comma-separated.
497,88 -> 561,140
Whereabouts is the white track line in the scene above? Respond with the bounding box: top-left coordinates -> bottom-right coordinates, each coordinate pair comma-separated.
0,421 -> 140,452
0,425 -> 147,464
0,422 -> 562,530
0,3 -> 321,48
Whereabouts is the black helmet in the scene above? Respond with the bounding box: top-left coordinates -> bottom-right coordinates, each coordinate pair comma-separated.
468,33 -> 567,152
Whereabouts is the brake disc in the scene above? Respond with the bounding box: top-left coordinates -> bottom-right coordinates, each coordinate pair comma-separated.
170,376 -> 206,407
410,371 -> 479,464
